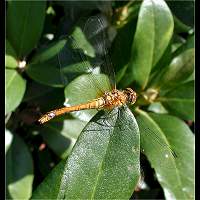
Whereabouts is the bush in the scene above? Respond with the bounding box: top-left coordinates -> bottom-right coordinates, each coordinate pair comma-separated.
6,1 -> 194,199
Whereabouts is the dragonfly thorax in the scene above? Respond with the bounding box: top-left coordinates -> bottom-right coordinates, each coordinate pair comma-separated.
102,88 -> 137,109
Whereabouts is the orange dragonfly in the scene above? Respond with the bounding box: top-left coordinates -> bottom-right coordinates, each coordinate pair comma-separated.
38,14 -> 177,169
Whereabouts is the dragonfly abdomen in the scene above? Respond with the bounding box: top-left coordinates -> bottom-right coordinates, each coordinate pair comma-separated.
38,98 -> 105,124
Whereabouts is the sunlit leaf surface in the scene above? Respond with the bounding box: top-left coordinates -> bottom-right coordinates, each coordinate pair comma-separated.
32,106 -> 140,199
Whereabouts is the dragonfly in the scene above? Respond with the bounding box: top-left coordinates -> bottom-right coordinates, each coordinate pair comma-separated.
38,14 -> 137,124
38,14 -> 177,170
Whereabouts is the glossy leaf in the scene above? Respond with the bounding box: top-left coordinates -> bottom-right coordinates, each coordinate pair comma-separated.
121,0 -> 174,89
32,159 -> 66,199
26,59 -> 64,87
22,81 -> 55,102
40,119 -> 87,158
6,40 -> 18,68
6,69 -> 26,114
136,111 -> 194,199
6,134 -> 34,199
5,129 -> 13,154
30,39 -> 67,64
112,16 -> 137,83
7,1 -> 46,57
172,34 -> 194,57
32,106 -> 140,199
160,81 -> 194,121
150,48 -> 194,90
64,74 -> 111,121
26,39 -> 67,87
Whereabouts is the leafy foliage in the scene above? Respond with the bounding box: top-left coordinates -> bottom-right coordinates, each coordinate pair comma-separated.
6,1 -> 194,199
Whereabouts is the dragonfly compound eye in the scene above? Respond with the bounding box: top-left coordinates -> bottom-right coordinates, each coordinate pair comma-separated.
124,88 -> 137,104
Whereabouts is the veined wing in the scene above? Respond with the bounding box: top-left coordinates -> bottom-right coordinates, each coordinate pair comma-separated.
82,14 -> 116,90
135,110 -> 178,170
58,14 -> 116,103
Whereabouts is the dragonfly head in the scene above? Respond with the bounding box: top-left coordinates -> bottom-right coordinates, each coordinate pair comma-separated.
124,88 -> 137,104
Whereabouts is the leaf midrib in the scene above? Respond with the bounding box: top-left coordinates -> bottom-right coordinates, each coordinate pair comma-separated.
90,117 -> 117,199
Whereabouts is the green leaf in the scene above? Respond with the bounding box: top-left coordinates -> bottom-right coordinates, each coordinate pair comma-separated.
26,58 -> 64,87
111,17 -> 137,83
26,36 -> 93,87
6,69 -> 26,114
173,15 -> 191,34
121,0 -> 174,89
7,1 -> 46,58
150,48 -> 194,90
32,159 -> 66,199
5,129 -> 13,154
147,102 -> 168,114
172,34 -> 194,57
32,106 -> 140,199
22,81 -> 55,102
6,134 -> 34,199
6,40 -> 18,68
135,111 -> 194,199
30,39 -> 67,64
71,26 -> 95,57
159,81 -> 194,121
64,74 -> 111,121
40,119 -> 87,158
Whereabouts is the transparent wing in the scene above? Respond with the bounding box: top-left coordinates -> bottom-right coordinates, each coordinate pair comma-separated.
58,35 -> 110,98
82,14 -> 116,89
57,14 -> 115,101
136,113 -> 177,170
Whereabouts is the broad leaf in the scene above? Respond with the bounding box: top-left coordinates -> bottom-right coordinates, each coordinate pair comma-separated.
172,34 -> 194,57
135,110 -> 194,200
6,40 -> 18,69
40,119 -> 87,158
26,58 -> 64,87
7,1 -> 46,57
6,134 -> 34,199
30,39 -> 67,64
5,129 -> 13,154
32,106 -> 140,199
6,69 -> 26,114
121,0 -> 174,89
160,81 -> 194,121
150,48 -> 194,90
64,74 -> 111,121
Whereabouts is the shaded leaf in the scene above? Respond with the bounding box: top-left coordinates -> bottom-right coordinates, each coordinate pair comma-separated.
6,69 -> 26,114
6,134 -> 34,199
150,48 -> 194,90
147,102 -> 168,114
30,39 -> 67,64
32,106 -> 140,199
32,159 -> 66,199
40,119 -> 87,158
160,81 -> 194,121
26,58 -> 64,88
112,16 -> 138,83
167,1 -> 194,28
172,34 -> 194,57
7,1 -> 46,57
6,40 -> 18,68
64,74 -> 111,121
136,111 -> 194,199
121,0 -> 174,89
22,81 -> 55,102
